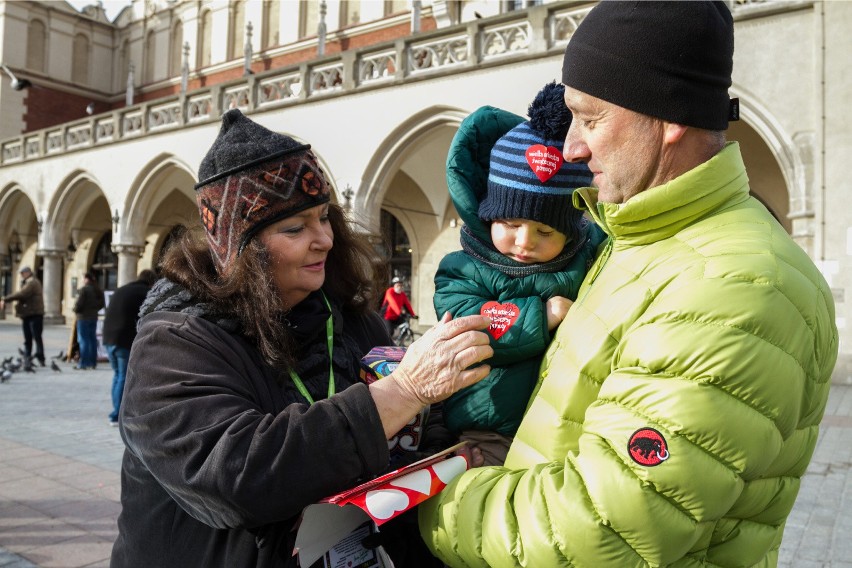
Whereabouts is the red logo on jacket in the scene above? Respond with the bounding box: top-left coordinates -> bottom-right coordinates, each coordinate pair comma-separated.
628,428 -> 669,467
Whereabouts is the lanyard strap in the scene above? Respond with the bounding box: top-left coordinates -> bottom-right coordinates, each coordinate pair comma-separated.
289,292 -> 335,406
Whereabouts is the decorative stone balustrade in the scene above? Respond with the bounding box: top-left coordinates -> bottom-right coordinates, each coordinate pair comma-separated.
0,0 -> 807,166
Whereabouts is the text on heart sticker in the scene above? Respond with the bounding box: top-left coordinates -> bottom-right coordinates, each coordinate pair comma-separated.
525,144 -> 564,183
481,301 -> 520,340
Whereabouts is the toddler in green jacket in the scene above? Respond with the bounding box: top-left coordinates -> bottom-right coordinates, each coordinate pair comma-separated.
434,83 -> 605,465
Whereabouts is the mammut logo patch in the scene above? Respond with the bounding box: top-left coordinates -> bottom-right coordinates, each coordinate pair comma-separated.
628,428 -> 669,467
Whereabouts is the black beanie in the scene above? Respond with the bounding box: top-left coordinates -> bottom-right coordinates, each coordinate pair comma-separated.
479,82 -> 593,239
562,1 -> 735,130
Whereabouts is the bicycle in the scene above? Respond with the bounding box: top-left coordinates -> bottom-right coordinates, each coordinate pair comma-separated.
392,313 -> 420,347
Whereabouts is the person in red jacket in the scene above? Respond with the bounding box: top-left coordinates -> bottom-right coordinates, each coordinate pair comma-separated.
380,277 -> 416,336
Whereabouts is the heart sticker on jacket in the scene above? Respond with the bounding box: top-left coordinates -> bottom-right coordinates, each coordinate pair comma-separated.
480,301 -> 520,340
525,144 -> 563,183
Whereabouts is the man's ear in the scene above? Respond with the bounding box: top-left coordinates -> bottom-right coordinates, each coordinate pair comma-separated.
663,122 -> 688,145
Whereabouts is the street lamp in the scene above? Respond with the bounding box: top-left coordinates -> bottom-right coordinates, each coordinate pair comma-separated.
1,64 -> 32,91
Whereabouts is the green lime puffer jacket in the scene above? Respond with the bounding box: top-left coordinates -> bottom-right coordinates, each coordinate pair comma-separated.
435,106 -> 604,437
420,142 -> 838,567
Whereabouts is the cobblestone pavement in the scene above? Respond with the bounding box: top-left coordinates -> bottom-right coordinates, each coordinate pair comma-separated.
0,318 -> 850,567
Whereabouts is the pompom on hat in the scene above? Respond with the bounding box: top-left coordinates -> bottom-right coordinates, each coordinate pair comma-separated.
562,0 -> 738,130
194,109 -> 331,271
479,82 -> 593,238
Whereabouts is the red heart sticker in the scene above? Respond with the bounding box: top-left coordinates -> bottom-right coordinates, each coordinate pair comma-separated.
525,144 -> 564,183
480,301 -> 520,340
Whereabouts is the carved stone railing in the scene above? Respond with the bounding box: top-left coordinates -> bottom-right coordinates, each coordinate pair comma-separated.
0,0 -> 811,166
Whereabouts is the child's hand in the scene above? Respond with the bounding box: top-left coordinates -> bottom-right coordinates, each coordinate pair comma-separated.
454,444 -> 484,468
545,296 -> 573,331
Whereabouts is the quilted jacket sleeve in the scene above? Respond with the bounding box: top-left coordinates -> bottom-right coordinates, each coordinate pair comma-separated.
419,268 -> 837,567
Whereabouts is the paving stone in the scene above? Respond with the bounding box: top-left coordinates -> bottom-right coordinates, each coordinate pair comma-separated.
1,319 -> 850,566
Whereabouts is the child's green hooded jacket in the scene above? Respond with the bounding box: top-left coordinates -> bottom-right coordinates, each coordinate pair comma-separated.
434,106 -> 605,436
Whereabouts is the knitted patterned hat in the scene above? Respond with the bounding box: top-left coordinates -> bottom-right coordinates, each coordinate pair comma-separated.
479,82 -> 593,237
195,109 -> 331,271
562,0 -> 737,130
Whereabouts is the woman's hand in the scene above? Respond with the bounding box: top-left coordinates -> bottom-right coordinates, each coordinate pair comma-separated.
370,313 -> 493,438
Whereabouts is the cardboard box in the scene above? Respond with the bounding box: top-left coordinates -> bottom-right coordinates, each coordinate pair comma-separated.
295,442 -> 469,567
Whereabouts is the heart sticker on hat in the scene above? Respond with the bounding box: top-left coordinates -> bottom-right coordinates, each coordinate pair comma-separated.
525,145 -> 564,183
480,301 -> 520,340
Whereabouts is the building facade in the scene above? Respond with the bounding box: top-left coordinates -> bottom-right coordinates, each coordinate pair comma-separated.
0,0 -> 849,383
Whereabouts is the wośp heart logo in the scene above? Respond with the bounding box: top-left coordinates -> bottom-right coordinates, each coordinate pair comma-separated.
481,301 -> 520,340
525,144 -> 563,183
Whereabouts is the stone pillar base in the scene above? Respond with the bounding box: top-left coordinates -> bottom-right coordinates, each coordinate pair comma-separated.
44,314 -> 66,325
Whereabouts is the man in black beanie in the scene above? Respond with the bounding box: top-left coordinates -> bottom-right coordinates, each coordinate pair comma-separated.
420,2 -> 838,566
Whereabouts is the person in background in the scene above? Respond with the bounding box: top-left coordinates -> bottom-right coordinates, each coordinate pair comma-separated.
0,266 -> 46,367
419,2 -> 838,566
380,276 -> 417,337
102,269 -> 158,427
72,272 -> 105,370
110,109 -> 492,568
433,82 -> 605,465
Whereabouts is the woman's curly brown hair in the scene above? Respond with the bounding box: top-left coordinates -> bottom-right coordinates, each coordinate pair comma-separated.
158,203 -> 384,368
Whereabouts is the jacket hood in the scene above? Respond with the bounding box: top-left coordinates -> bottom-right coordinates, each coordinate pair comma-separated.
446,106 -> 524,242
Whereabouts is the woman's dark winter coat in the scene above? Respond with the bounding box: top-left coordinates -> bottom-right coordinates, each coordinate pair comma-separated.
110,282 -> 407,567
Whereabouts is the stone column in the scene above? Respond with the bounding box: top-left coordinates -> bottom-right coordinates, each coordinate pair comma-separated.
113,244 -> 144,288
40,249 -> 66,325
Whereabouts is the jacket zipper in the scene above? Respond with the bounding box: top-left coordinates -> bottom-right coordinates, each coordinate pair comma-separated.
578,237 -> 613,302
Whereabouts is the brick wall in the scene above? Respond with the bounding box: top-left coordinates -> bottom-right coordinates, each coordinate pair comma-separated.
23,88 -> 108,132
23,17 -> 438,131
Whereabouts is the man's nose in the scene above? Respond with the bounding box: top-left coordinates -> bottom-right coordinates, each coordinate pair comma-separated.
563,125 -> 590,164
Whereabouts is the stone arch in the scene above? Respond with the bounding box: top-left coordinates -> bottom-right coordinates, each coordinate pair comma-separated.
359,106 -> 468,324
0,184 -> 39,267
359,105 -> 467,233
729,85 -> 802,235
122,153 -> 197,246
44,170 -> 108,253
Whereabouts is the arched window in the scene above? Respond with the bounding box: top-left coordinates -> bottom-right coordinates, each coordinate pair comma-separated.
198,9 -> 212,68
262,0 -> 280,49
230,1 -> 246,60
72,33 -> 89,85
144,30 -> 156,83
385,1 -> 409,16
26,19 -> 46,72
299,0 -> 319,39
119,39 -> 130,85
91,233 -> 118,292
169,20 -> 183,77
341,0 -> 361,27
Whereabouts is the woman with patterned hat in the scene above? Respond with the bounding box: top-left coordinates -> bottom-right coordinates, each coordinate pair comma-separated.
110,109 -> 493,568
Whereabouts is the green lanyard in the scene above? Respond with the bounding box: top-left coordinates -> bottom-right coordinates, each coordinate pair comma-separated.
288,292 -> 335,405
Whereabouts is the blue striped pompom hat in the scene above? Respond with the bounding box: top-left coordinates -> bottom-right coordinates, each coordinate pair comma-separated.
479,82 -> 593,238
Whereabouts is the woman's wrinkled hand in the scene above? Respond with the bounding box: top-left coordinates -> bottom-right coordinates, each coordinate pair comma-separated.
391,313 -> 493,407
